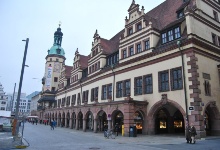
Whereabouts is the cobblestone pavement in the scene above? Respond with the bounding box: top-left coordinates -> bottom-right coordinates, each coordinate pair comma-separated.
1,123 -> 220,150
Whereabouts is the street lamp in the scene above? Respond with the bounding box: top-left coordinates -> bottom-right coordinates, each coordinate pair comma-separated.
177,39 -> 188,122
13,38 -> 29,137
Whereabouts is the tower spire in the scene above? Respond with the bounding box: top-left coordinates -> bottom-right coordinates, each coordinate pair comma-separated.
53,22 -> 63,46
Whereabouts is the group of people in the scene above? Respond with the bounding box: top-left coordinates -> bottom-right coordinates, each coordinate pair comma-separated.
186,123 -> 197,144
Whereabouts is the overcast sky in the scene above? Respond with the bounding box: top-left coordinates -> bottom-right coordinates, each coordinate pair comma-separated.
0,0 -> 165,96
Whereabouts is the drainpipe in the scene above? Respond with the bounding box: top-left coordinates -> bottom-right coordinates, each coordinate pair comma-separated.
79,79 -> 82,105
177,40 -> 189,122
111,64 -> 115,101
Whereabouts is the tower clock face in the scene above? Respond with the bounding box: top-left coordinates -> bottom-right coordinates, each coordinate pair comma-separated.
54,62 -> 61,73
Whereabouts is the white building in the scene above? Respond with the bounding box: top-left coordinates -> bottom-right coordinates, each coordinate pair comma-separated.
0,83 -> 8,111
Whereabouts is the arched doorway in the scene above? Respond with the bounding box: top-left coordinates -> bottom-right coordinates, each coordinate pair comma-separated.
78,112 -> 83,130
155,106 -> 184,134
204,102 -> 220,136
62,112 -> 65,127
58,113 -> 61,127
67,112 -> 70,128
85,111 -> 94,131
97,110 -> 107,132
72,112 -> 76,129
113,111 -> 124,134
134,111 -> 144,134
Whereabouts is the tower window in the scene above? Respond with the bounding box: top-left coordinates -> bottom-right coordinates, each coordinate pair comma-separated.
56,48 -> 61,54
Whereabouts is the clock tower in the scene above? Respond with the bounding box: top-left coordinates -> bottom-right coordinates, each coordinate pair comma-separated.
38,23 -> 66,111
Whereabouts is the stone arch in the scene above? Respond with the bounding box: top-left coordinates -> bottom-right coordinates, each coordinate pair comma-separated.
134,110 -> 145,134
85,111 -> 94,131
77,111 -> 83,130
147,99 -> 186,135
71,112 -> 76,129
203,101 -> 220,136
96,110 -> 107,132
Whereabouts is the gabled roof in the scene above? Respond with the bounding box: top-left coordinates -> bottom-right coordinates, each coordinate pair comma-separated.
145,0 -> 186,30
65,65 -> 72,77
79,55 -> 89,69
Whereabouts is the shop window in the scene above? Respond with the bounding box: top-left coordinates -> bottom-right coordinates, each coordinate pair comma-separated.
174,120 -> 183,128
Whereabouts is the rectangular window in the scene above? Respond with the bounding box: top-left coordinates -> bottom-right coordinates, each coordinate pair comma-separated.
159,71 -> 169,92
123,49 -> 127,58
124,80 -> 130,97
71,95 -> 76,105
171,67 -> 183,90
116,81 -> 123,98
213,10 -> 219,22
107,84 -> 112,99
168,30 -> 174,41
77,93 -> 81,104
129,46 -> 134,56
136,23 -> 142,31
145,40 -> 150,50
134,77 -> 142,95
129,27 -> 133,35
162,33 -> 167,44
102,85 -> 107,100
144,74 -> 153,94
218,36 -> 220,47
212,33 -> 217,45
54,77 -> 58,82
174,27 -> 181,39
137,43 -> 142,53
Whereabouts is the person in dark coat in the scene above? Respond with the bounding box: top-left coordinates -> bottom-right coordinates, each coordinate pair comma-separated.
115,123 -> 119,136
185,123 -> 191,143
189,123 -> 197,144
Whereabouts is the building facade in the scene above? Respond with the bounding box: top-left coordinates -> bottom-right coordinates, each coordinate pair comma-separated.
0,83 -> 8,111
38,0 -> 220,138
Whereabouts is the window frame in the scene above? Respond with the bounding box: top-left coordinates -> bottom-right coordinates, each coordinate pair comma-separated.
170,67 -> 183,91
134,76 -> 143,95
159,70 -> 170,92
143,74 -> 153,94
116,81 -> 123,98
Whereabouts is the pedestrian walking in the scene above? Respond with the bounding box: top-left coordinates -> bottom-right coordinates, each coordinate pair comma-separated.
35,119 -> 38,125
189,123 -> 197,144
185,123 -> 191,143
50,120 -> 54,130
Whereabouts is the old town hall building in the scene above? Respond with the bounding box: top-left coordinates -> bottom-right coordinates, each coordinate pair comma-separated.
37,0 -> 220,138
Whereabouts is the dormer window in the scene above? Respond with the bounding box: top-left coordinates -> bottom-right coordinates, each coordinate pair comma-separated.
177,10 -> 184,19
128,27 -> 133,35
136,23 -> 142,31
56,48 -> 61,54
161,26 -> 181,44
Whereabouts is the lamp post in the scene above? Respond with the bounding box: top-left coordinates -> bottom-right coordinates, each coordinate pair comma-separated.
111,64 -> 115,101
13,38 -> 29,137
177,39 -> 188,122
